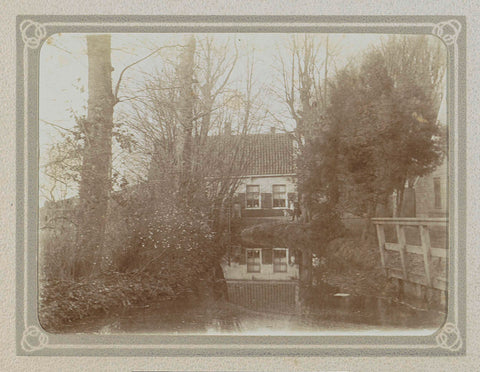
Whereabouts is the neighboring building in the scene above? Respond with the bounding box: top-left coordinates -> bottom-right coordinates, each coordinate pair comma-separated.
413,94 -> 448,218
413,160 -> 448,218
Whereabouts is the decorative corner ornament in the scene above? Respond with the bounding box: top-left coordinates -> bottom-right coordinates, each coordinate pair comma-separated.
432,19 -> 462,46
20,20 -> 47,49
21,326 -> 49,352
435,322 -> 463,352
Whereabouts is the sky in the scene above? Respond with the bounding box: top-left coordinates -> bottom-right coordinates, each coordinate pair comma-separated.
38,32 -> 446,205
39,32 -> 385,148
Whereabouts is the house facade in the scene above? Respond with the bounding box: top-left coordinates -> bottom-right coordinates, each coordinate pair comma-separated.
222,132 -> 300,282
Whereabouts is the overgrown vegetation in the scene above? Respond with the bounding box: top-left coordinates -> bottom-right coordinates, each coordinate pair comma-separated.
39,33 -> 448,329
39,34 -> 260,330
39,271 -> 174,332
40,187 -> 226,331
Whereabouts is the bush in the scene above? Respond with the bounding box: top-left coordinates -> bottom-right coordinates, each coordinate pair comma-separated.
39,182 -> 225,330
39,271 -> 174,332
106,185 -> 221,294
39,225 -> 77,281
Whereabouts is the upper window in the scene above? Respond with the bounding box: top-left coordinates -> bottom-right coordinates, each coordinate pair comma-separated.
272,184 -> 287,208
246,185 -> 260,208
434,177 -> 441,209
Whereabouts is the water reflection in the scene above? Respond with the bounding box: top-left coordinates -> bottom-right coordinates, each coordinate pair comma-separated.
61,289 -> 446,334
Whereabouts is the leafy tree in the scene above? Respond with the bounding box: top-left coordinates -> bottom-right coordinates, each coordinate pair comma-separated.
318,36 -> 446,238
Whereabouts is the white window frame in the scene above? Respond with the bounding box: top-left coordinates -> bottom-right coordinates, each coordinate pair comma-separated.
245,184 -> 261,209
273,248 -> 288,273
272,184 -> 287,209
246,248 -> 262,273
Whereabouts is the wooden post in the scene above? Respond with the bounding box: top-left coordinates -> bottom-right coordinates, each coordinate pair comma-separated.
419,224 -> 433,287
375,224 -> 388,276
395,223 -> 408,281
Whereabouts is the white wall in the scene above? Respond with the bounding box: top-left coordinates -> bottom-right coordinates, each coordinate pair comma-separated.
235,175 -> 296,194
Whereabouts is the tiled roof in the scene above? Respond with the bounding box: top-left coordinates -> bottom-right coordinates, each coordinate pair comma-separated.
240,133 -> 296,176
206,133 -> 296,176
150,132 -> 296,179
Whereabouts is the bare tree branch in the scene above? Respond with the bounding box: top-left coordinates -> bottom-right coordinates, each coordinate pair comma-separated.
113,44 -> 181,104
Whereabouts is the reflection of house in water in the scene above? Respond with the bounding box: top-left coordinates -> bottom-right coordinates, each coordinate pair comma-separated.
221,130 -> 300,312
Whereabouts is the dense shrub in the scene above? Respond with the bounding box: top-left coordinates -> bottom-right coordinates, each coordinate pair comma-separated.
106,184 -> 222,295
39,182 -> 225,330
39,271 -> 174,332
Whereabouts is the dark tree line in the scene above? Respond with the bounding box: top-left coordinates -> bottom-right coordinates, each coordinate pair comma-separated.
296,35 -> 446,241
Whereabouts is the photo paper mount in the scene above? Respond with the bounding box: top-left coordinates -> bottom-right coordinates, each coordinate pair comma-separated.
16,15 -> 466,356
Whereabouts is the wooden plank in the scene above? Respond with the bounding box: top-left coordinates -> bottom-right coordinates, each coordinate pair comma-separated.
375,224 -> 387,275
385,242 -> 401,252
372,217 -> 447,226
430,247 -> 448,259
385,242 -> 422,254
434,277 -> 448,290
419,225 -> 433,287
389,268 -> 447,291
395,224 -> 408,280
389,269 -> 426,286
385,243 -> 447,258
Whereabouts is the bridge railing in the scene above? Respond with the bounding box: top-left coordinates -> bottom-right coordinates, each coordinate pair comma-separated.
371,217 -> 448,291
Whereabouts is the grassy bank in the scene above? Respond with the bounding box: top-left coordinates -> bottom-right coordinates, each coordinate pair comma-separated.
314,236 -> 391,297
39,271 -> 176,332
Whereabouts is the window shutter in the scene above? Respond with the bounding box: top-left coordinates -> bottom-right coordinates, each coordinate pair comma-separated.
236,193 -> 246,209
262,248 -> 272,264
239,247 -> 246,265
262,193 -> 272,209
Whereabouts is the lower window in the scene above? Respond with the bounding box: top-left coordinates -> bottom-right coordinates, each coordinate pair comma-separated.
273,248 -> 288,272
246,249 -> 261,272
272,184 -> 286,208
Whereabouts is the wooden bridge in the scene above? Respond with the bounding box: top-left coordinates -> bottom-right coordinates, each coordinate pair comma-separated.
372,217 -> 448,305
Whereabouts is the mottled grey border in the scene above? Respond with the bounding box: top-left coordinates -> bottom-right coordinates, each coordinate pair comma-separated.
16,15 -> 466,356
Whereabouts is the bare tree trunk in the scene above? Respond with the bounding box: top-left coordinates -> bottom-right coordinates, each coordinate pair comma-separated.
177,35 -> 196,203
75,35 -> 114,278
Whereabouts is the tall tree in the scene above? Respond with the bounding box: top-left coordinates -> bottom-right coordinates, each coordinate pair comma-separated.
129,35 -> 259,224
177,35 -> 197,202
276,35 -> 337,285
75,35 -> 115,278
324,35 -> 446,236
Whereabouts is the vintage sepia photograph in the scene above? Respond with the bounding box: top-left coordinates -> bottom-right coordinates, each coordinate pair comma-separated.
37,31 -> 449,337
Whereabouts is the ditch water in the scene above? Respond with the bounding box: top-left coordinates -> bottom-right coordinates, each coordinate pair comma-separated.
59,286 -> 446,334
